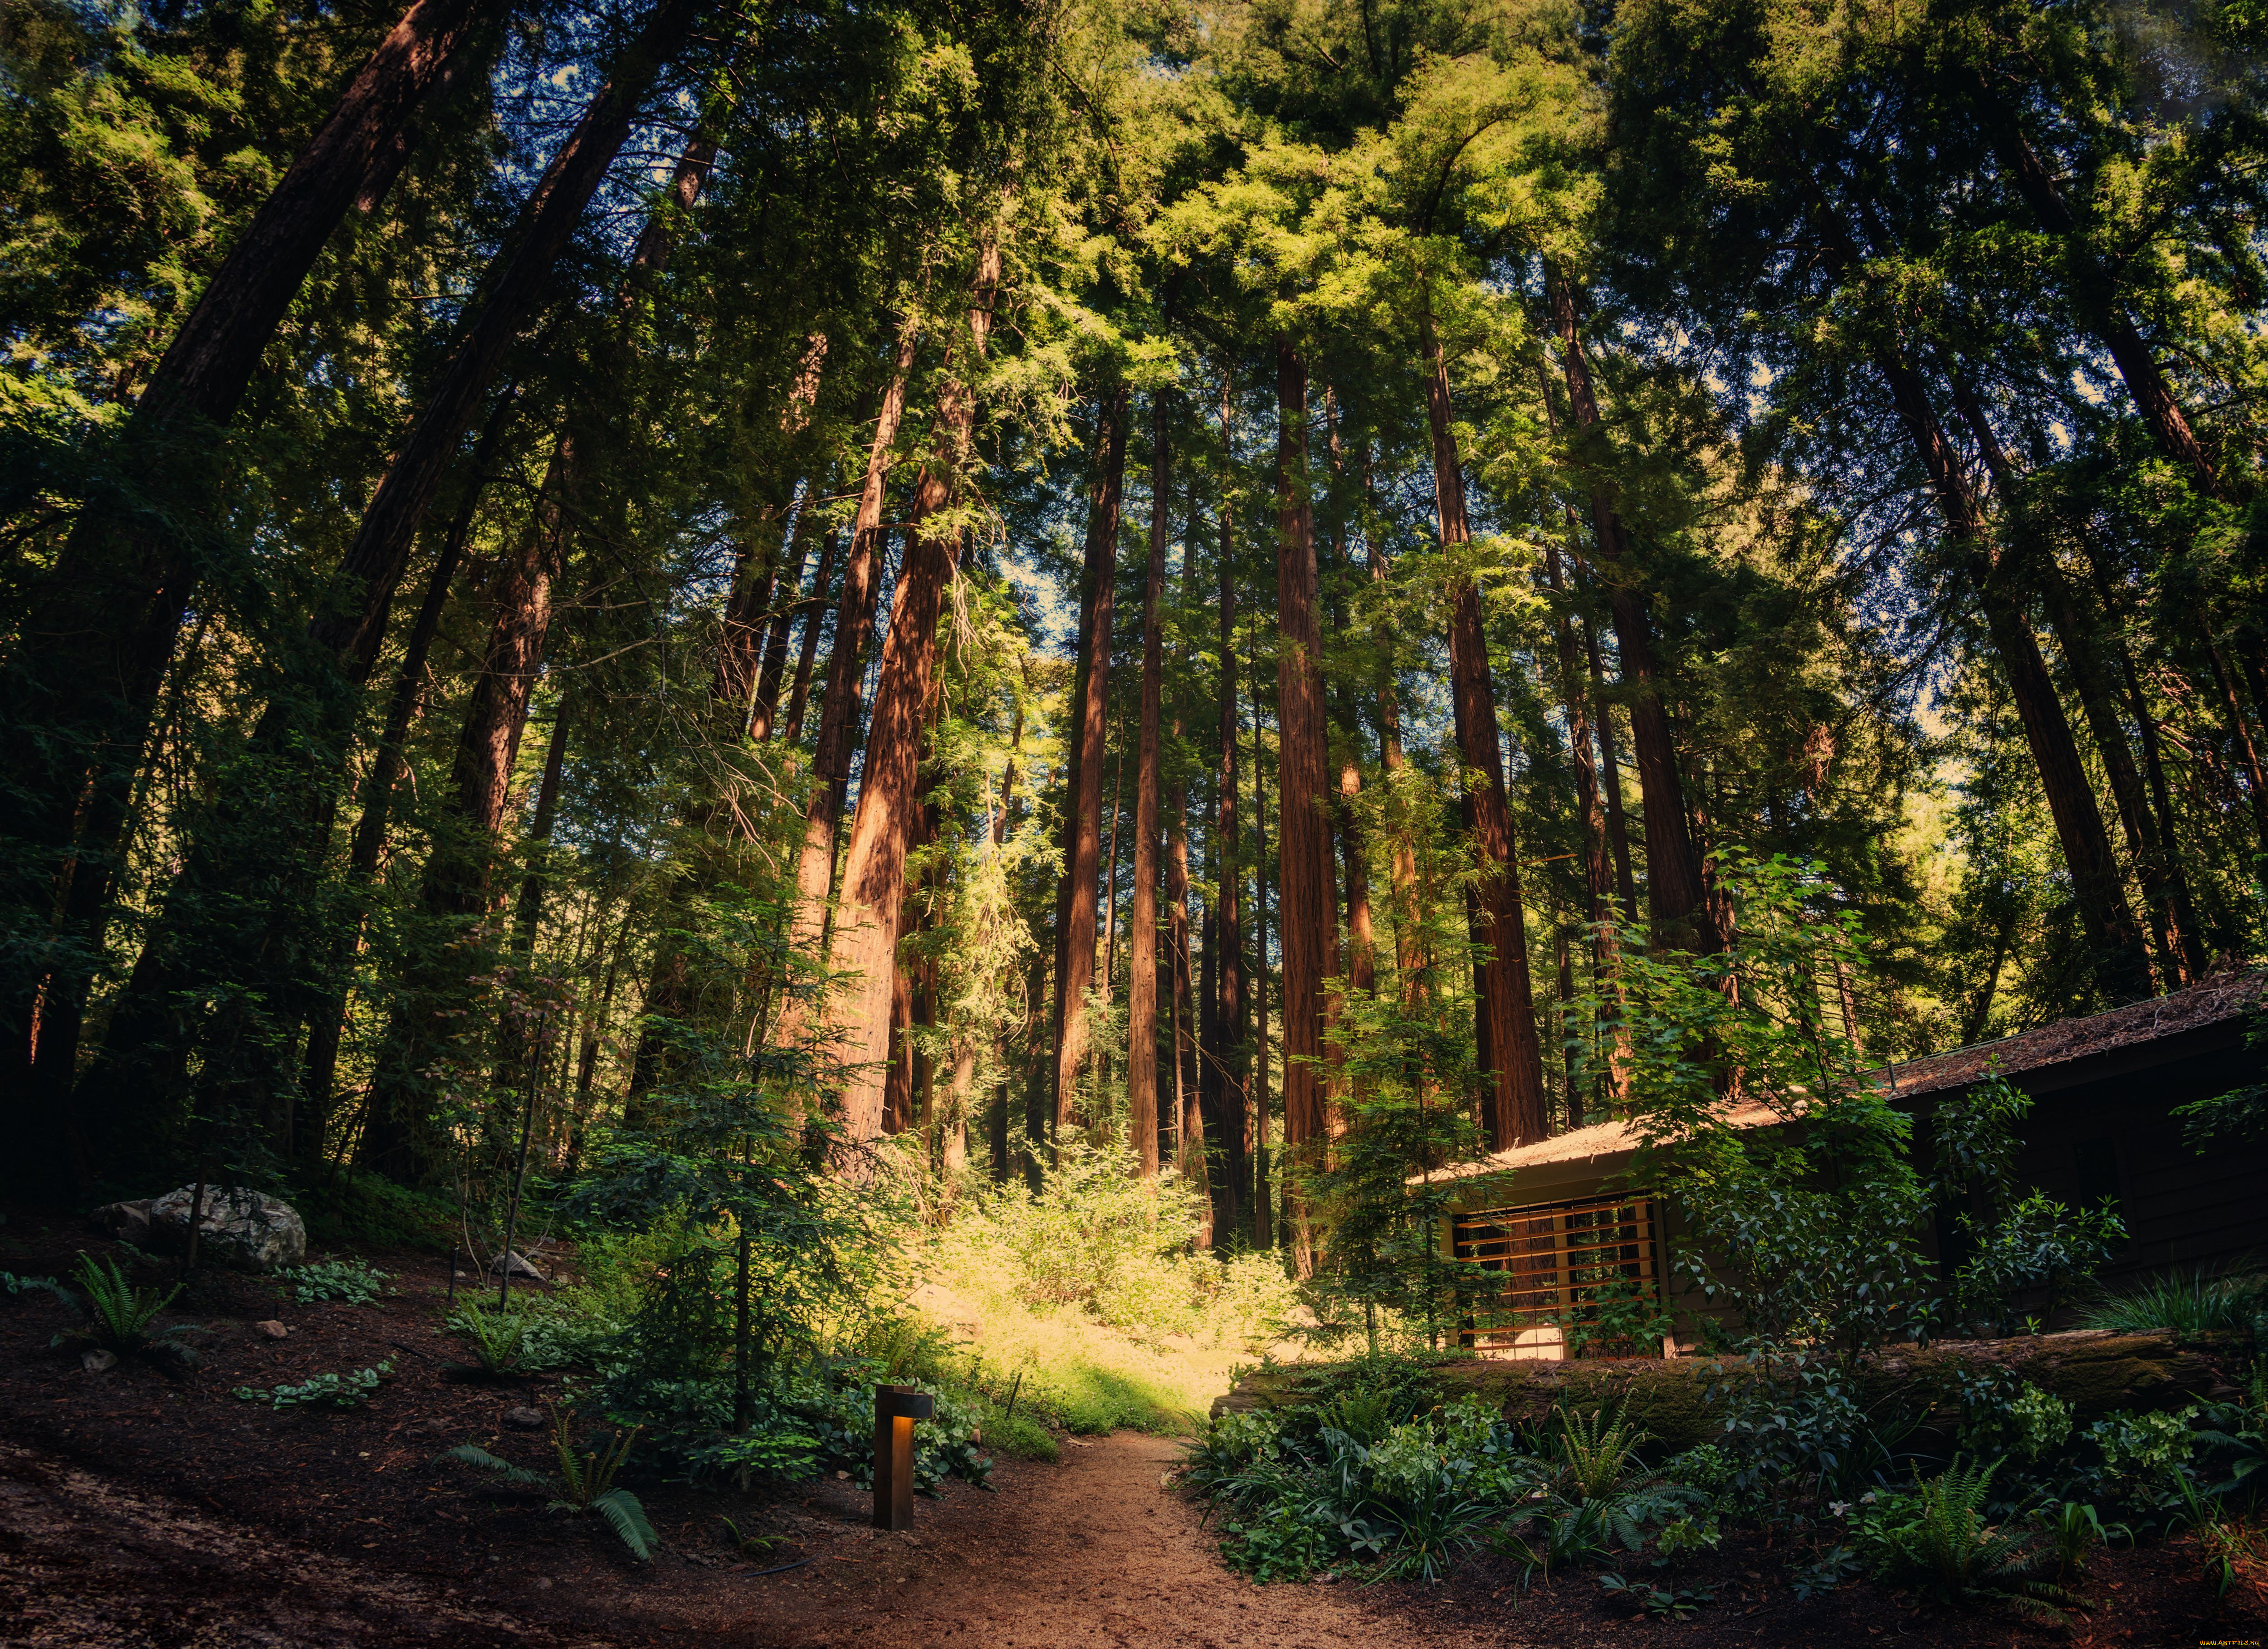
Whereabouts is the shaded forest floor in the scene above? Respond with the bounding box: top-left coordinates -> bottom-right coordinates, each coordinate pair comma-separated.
0,1215 -> 2262,1646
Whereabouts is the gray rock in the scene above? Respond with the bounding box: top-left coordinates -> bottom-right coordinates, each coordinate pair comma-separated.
81,1349 -> 117,1373
502,1406 -> 547,1430
485,1249 -> 548,1283
146,1186 -> 307,1272
90,1200 -> 154,1247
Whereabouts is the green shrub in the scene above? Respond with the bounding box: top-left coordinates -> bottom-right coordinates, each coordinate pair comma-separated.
1855,1458 -> 2073,1620
277,1256 -> 390,1306
2078,1266 -> 2268,1337
294,1170 -> 455,1251
441,1408 -> 657,1560
55,1252 -> 205,1366
235,1361 -> 391,1410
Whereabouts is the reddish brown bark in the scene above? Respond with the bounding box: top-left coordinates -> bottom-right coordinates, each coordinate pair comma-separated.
1251,678 -> 1273,1249
830,233 -> 1001,1144
1127,390 -> 1172,1177
1579,603 -> 1639,922
784,321 -> 919,961
1271,339 -> 1332,1252
1201,375 -> 1245,1241
1420,307 -> 1546,1150
1170,502 -> 1202,1204
1052,386 -> 1130,1132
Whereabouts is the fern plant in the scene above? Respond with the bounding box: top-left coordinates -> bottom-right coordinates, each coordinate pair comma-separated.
439,1407 -> 657,1560
445,1304 -> 533,1375
1555,1404 -> 1648,1503
1857,1458 -> 2075,1620
54,1253 -> 203,1366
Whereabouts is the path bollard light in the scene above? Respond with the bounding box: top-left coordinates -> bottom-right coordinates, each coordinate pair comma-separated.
872,1384 -> 934,1532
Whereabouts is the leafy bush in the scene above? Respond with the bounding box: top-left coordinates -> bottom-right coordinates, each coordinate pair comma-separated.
2078,1266 -> 2268,1337
1599,1571 -> 1715,1618
276,1256 -> 390,1306
235,1361 -> 391,1410
1855,1458 -> 2073,1620
1950,1190 -> 2124,1338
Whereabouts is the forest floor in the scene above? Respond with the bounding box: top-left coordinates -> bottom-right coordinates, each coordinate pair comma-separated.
1,1216 -> 2263,1647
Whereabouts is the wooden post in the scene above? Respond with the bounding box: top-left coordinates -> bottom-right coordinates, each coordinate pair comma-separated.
873,1384 -> 934,1531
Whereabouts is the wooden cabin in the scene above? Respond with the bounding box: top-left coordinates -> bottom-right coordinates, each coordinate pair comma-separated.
1432,972 -> 2268,1360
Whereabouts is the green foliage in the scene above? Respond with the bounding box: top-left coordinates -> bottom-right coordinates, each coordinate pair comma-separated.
2047,1501 -> 2128,1579
1,1272 -> 73,1310
234,1361 -> 391,1410
276,1256 -> 390,1306
1598,1571 -> 1715,1619
440,1410 -> 658,1561
1854,1459 -> 2073,1620
1602,858 -> 1939,1359
293,1172 -> 456,1252
2078,1266 -> 2268,1337
445,1304 -> 534,1375
1554,1405 -> 1647,1503
55,1251 -> 202,1365
1950,1191 -> 2125,1338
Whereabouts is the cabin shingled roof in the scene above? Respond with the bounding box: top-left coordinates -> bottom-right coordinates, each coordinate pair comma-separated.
1874,968 -> 2266,1100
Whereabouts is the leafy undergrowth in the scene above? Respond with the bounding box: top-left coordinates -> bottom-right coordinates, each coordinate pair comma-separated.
909,1145 -> 1310,1450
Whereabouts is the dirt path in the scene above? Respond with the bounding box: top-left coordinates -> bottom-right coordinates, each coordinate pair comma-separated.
0,1429 -> 1515,1649
726,1431 -> 1471,1649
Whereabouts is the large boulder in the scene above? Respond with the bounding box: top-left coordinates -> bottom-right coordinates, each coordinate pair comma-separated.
142,1186 -> 307,1272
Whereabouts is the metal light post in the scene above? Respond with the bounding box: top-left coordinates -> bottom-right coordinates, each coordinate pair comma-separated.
872,1384 -> 934,1531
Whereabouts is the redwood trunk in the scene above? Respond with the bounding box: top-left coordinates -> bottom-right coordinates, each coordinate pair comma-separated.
1127,389 -> 1171,1176
1204,385 -> 1245,1242
1421,306 -> 1546,1149
1052,385 -> 1130,1132
1271,337 -> 1331,1263
831,235 -> 1001,1143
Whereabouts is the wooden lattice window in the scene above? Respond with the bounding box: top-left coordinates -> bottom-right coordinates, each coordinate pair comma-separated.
1450,1193 -> 1662,1356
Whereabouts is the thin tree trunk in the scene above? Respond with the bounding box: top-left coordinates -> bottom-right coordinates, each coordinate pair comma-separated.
750,486 -> 817,742
1270,338 -> 1331,1270
1863,342 -> 2148,991
1581,610 -> 1640,923
1169,500 -> 1201,1202
1053,385 -> 1130,1133
1206,376 -> 1245,1243
1128,389 -> 1171,1176
1421,303 -> 1546,1149
779,527 -> 838,748
830,232 -> 1001,1144
1251,673 -> 1273,1251
1547,273 -> 1714,951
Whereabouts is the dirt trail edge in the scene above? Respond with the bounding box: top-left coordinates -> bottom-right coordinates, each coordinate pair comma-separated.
0,1429 -> 1537,1649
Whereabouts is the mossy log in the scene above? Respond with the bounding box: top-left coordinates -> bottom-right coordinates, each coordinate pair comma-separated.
1212,1332 -> 2252,1454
